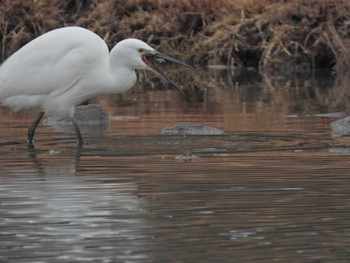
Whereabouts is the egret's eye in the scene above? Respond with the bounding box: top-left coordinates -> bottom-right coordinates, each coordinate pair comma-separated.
139,48 -> 144,53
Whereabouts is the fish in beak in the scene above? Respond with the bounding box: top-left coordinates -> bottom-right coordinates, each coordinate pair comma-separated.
141,50 -> 193,94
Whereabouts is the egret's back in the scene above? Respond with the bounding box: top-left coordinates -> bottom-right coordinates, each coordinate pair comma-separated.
0,27 -> 110,113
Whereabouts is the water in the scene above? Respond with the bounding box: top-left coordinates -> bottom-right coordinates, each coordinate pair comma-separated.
1,68 -> 350,262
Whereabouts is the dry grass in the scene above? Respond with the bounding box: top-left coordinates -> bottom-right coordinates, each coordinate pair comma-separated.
0,0 -> 350,75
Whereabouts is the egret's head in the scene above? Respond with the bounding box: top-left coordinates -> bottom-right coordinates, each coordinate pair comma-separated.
112,38 -> 193,94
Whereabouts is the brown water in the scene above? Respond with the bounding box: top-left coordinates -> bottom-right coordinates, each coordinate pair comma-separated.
1,68 -> 350,262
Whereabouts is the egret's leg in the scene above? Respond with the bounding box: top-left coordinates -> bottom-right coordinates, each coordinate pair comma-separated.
27,142 -> 44,175
28,111 -> 45,143
70,117 -> 84,144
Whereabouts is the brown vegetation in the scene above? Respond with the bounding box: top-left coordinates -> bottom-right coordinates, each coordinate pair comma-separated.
0,0 -> 350,75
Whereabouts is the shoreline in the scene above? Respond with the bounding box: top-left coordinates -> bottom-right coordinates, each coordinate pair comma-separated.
0,0 -> 349,75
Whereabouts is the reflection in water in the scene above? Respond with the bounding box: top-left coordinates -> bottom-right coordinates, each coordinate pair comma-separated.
1,68 -> 350,262
0,175 -> 143,262
27,143 -> 82,176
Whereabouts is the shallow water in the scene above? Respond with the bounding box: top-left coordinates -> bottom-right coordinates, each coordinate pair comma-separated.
1,69 -> 350,262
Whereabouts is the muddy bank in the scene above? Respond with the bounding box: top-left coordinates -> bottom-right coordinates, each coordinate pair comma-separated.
0,0 -> 349,75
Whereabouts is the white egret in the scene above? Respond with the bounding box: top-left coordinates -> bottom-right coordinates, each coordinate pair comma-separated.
0,26 -> 192,144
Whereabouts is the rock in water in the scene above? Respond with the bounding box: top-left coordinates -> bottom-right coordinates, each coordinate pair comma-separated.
330,116 -> 350,135
161,124 -> 224,135
43,104 -> 109,135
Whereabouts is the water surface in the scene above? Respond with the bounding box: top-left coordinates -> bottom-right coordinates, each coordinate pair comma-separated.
1,68 -> 350,262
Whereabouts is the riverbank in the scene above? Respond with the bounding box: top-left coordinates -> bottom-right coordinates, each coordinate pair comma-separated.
0,0 -> 349,75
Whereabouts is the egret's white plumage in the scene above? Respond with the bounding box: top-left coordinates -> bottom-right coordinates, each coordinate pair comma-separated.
0,26 -> 191,143
0,27 -> 150,115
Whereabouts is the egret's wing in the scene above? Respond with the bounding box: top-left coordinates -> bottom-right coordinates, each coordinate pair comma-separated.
0,47 -> 81,98
0,27 -> 109,100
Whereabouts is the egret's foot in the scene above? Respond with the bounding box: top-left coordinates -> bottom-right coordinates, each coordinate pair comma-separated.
27,128 -> 36,143
27,141 -> 35,152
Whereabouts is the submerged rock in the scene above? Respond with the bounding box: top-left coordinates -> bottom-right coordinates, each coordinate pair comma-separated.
330,116 -> 350,135
161,124 -> 224,135
175,152 -> 199,161
328,147 -> 350,154
43,104 -> 109,135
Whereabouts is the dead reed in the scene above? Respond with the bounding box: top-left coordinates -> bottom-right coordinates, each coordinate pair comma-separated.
0,0 -> 349,75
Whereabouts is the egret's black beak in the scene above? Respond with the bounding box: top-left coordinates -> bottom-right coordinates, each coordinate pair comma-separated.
142,51 -> 193,94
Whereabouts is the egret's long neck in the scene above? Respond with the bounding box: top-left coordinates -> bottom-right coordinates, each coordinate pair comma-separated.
107,48 -> 137,94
